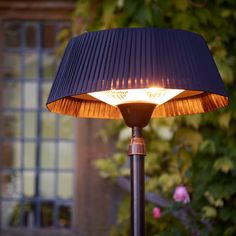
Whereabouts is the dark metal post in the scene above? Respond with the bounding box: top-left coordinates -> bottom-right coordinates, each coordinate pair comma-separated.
129,127 -> 146,236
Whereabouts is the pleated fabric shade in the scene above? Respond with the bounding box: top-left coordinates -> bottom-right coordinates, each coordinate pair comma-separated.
47,28 -> 228,119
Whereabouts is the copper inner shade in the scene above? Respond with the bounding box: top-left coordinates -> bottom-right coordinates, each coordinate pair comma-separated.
47,90 -> 228,119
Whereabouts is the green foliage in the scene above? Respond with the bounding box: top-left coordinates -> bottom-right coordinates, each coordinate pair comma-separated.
72,0 -> 236,235
213,157 -> 234,173
95,152 -> 128,180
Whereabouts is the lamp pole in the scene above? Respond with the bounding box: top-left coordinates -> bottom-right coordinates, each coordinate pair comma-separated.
118,103 -> 156,236
129,127 -> 145,236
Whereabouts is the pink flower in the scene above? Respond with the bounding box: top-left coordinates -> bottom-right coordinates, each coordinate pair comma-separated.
153,207 -> 161,219
173,185 -> 190,204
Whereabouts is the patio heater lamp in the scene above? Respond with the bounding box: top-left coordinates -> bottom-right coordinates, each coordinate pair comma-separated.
47,28 -> 228,236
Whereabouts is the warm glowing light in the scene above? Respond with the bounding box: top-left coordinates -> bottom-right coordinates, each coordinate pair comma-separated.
89,88 -> 184,106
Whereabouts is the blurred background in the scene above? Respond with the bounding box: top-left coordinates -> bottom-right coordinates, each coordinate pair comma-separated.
0,0 -> 236,236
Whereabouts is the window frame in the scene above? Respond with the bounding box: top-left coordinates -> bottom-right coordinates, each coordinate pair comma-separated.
0,20 -> 75,229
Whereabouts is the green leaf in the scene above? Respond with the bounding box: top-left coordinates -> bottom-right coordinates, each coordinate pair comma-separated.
118,127 -> 130,141
204,191 -> 224,207
145,177 -> 159,192
221,9 -> 232,18
102,1 -> 117,28
120,168 -> 130,176
219,207 -> 232,221
172,0 -> 189,11
218,112 -> 231,129
202,206 -> 217,218
213,157 -> 234,173
114,153 -> 126,166
199,140 -> 216,155
154,125 -> 174,140
157,173 -> 181,192
223,226 -> 236,236
185,114 -> 202,130
175,128 -> 202,153
150,140 -> 171,153
216,59 -> 234,84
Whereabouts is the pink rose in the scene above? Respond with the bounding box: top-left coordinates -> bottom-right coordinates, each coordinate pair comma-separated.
173,185 -> 190,204
153,207 -> 161,219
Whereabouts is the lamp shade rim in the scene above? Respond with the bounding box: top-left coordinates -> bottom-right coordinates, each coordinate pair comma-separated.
47,87 -> 228,106
78,26 -> 204,40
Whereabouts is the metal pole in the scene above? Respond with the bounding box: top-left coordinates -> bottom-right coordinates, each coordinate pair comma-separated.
129,127 -> 146,236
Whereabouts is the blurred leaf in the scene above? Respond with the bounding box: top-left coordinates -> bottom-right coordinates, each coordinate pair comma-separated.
119,127 -> 131,141
157,173 -> 181,192
114,153 -> 127,166
199,140 -> 216,155
216,59 -> 234,84
151,140 -> 171,153
145,152 -> 161,175
155,125 -> 174,140
219,207 -> 232,221
172,0 -> 189,11
204,191 -> 224,207
223,226 -> 236,236
185,115 -> 202,130
175,128 -> 202,153
218,112 -> 231,129
213,157 -> 234,173
202,206 -> 217,218
221,9 -> 232,18
146,177 -> 159,192
102,1 -> 117,28
120,168 -> 130,176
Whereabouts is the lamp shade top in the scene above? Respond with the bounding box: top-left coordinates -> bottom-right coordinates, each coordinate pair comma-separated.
47,28 -> 228,119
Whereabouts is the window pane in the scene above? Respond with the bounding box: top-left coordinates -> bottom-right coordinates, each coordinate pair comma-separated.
2,142 -> 21,169
23,171 -> 35,197
13,142 -> 21,168
58,142 -> 74,169
1,142 -> 21,168
41,112 -> 56,138
3,82 -> 21,108
24,112 -> 36,138
43,24 -> 56,48
3,112 -> 21,138
24,142 -> 36,168
24,53 -> 38,79
26,24 -> 36,48
23,200 -> 35,227
1,200 -> 21,227
43,52 -> 57,80
41,142 -> 55,169
58,205 -> 71,228
40,201 -> 54,227
0,171 -> 21,198
4,22 -> 21,48
59,116 -> 74,139
58,173 -> 73,199
24,83 -> 38,108
40,172 -> 55,198
3,53 -> 21,79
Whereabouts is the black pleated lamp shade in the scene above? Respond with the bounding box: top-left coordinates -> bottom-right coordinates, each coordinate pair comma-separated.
46,28 -> 228,119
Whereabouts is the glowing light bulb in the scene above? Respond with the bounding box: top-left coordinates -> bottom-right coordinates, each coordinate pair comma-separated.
89,88 -> 184,106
